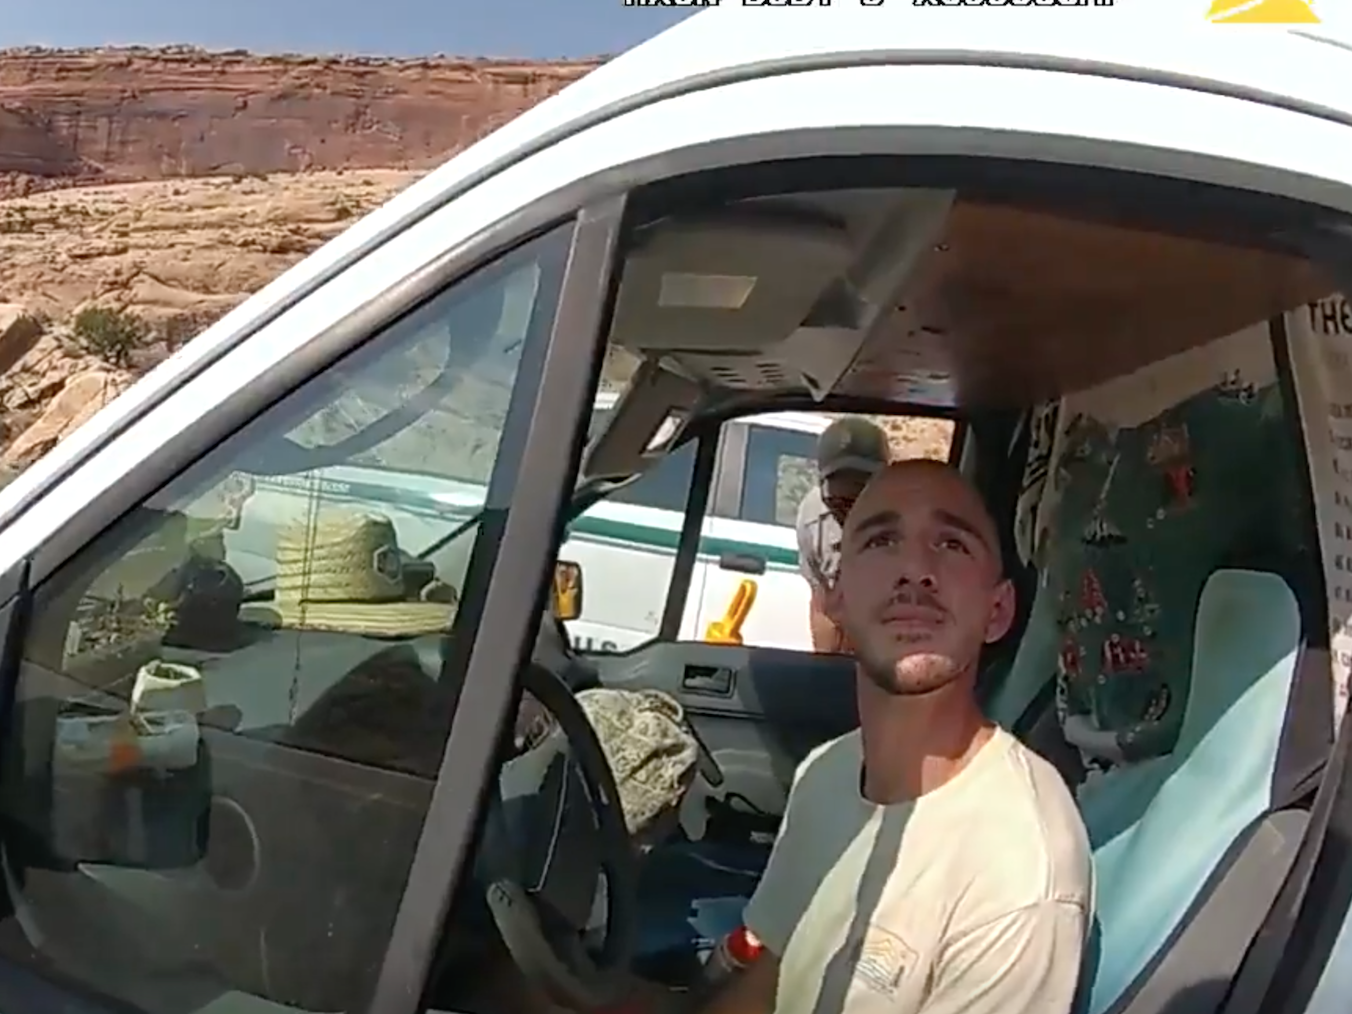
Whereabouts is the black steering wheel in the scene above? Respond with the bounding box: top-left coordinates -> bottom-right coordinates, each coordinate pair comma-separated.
478,659 -> 639,1010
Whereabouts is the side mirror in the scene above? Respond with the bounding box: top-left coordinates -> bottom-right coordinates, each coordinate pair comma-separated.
552,560 -> 583,621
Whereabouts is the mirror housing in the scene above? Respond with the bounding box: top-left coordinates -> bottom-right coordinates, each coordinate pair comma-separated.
552,561 -> 583,621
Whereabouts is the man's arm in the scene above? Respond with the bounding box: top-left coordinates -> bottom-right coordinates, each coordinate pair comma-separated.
919,900 -> 1087,1014
694,950 -> 780,1014
807,584 -> 843,654
692,740 -> 828,1014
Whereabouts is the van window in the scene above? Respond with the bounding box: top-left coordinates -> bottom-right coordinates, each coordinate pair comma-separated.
0,222 -> 583,1014
739,415 -> 957,527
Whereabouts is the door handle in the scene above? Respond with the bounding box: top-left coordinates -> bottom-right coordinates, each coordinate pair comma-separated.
718,552 -> 766,576
681,664 -> 734,697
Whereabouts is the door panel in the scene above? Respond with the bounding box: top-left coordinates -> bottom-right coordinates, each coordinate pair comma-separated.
595,642 -> 856,822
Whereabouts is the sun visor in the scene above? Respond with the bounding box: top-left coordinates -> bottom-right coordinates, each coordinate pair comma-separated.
583,361 -> 703,480
610,190 -> 954,400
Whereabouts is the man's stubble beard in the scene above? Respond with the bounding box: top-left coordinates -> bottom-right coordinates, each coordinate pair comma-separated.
855,636 -> 966,698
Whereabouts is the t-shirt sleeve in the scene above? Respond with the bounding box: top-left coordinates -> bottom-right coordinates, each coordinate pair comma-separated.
918,900 -> 1087,1014
742,809 -> 800,956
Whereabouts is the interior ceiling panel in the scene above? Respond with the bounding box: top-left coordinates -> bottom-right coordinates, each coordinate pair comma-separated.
835,201 -> 1332,409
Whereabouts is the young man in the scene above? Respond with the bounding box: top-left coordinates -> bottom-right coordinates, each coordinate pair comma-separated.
710,460 -> 1093,1014
796,418 -> 892,652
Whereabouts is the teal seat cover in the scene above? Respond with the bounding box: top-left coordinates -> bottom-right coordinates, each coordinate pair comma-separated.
1078,569 -> 1300,1013
991,350 -> 1311,1012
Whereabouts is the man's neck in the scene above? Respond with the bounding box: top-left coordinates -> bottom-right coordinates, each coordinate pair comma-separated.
856,668 -> 994,806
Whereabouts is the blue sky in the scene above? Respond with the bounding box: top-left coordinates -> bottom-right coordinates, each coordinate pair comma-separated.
0,0 -> 697,59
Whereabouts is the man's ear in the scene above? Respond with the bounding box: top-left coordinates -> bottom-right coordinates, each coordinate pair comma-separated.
983,578 -> 1017,644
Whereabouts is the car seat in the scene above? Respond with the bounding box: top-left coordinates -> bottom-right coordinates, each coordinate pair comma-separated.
995,347 -> 1328,1014
1078,568 -> 1302,1013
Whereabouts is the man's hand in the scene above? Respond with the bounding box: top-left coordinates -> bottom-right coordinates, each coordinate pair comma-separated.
808,586 -> 846,654
697,952 -> 780,1014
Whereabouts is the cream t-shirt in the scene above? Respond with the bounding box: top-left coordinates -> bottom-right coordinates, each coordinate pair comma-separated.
743,727 -> 1093,1014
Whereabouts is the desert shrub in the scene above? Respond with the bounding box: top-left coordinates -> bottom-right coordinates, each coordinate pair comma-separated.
158,305 -> 232,349
328,195 -> 358,220
71,306 -> 148,367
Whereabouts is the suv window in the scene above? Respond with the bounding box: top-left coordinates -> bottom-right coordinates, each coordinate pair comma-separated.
0,223 -> 576,1014
740,424 -> 819,527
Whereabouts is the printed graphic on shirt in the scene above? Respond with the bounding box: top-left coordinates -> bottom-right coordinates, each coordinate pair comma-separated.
851,924 -> 917,998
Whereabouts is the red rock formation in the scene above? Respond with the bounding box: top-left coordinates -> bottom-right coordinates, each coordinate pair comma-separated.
0,47 -> 601,198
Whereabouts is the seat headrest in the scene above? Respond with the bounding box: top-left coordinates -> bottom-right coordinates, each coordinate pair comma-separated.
1180,569 -> 1300,748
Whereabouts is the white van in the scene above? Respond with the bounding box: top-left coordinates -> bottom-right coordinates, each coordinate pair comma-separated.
7,9 -> 1352,1014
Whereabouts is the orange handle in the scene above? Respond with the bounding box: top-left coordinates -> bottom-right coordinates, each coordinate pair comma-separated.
704,579 -> 758,645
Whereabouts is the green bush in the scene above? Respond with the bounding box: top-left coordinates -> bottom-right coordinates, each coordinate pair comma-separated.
71,306 -> 148,367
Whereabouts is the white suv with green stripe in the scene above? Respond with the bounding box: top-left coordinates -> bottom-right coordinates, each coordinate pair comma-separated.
563,404 -> 831,652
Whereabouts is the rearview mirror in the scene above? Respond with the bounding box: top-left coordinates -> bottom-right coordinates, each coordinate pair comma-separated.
552,561 -> 583,621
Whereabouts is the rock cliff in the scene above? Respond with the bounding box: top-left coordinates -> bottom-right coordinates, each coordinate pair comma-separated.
0,46 -> 598,474
0,47 -> 599,197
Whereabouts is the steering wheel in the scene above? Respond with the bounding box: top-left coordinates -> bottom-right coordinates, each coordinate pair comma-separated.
479,660 -> 639,1010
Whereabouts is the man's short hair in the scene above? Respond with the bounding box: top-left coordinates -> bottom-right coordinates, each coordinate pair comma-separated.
816,418 -> 890,479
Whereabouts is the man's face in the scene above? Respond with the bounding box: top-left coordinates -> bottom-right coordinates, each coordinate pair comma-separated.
826,462 -> 1015,697
822,469 -> 872,523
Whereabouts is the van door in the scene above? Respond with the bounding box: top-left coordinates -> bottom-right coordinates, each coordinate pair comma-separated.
696,417 -> 816,650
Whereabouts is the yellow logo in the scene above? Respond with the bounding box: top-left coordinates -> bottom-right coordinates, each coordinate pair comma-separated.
1207,0 -> 1319,23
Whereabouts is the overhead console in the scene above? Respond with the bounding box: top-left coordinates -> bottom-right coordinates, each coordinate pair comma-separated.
607,189 -> 956,401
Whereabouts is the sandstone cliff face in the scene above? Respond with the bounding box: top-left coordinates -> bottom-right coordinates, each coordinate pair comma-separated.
0,46 -> 601,471
0,170 -> 420,469
0,47 -> 600,197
